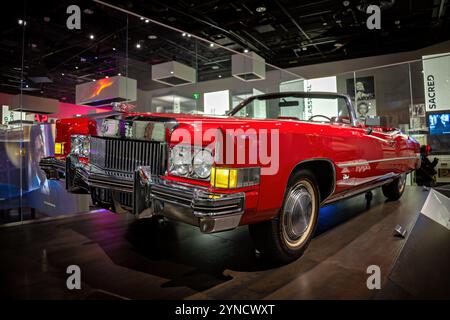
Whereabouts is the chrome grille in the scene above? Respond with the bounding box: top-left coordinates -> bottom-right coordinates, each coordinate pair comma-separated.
90,136 -> 166,175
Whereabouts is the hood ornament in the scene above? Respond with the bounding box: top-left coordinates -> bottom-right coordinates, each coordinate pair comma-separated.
111,102 -> 136,113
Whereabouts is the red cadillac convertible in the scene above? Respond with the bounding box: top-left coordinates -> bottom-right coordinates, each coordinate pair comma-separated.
40,92 -> 420,263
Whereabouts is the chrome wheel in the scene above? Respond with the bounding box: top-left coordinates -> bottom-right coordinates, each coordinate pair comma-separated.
281,180 -> 317,248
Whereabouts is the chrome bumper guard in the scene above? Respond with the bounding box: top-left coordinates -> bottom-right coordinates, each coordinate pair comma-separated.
134,175 -> 245,233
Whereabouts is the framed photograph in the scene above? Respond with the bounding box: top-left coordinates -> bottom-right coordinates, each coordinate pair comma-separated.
346,76 -> 375,101
356,99 -> 377,123
409,104 -> 426,117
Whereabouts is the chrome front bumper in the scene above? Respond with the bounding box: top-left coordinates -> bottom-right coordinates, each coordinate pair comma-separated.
40,156 -> 245,233
135,175 -> 245,233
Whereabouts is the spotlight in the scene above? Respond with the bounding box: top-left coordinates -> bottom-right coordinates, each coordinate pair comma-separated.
112,47 -> 116,51
140,17 -> 144,20
89,34 -> 95,40
75,66 -> 79,69
61,73 -> 65,76
209,43 -> 214,47
187,34 -> 191,38
182,32 -> 186,37
92,79 -> 96,82
244,49 -> 249,53
136,43 -> 141,49
145,19 -> 149,23
218,75 -> 222,78
118,73 -> 122,76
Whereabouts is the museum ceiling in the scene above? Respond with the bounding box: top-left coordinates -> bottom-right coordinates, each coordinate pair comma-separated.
0,0 -> 449,102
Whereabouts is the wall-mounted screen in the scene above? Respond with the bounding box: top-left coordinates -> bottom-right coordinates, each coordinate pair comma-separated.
428,112 -> 450,135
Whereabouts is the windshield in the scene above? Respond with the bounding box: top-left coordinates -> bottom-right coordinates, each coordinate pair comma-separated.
229,93 -> 352,124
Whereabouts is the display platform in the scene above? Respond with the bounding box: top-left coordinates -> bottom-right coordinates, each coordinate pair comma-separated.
0,186 -> 448,300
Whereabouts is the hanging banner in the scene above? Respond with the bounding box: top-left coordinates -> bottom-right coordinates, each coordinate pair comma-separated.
422,53 -> 450,112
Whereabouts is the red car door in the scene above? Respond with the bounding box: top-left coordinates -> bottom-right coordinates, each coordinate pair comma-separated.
333,124 -> 398,194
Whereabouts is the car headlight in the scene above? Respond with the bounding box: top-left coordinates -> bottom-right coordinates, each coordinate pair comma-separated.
169,145 -> 213,179
71,135 -> 90,157
193,149 -> 213,179
169,145 -> 193,176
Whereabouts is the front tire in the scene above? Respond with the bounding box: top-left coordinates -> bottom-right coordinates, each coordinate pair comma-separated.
249,170 -> 320,263
382,173 -> 406,201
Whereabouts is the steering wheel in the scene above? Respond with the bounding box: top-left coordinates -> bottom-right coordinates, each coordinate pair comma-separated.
308,115 -> 331,122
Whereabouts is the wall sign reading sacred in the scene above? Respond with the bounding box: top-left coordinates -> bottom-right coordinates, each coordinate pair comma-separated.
427,75 -> 436,110
422,53 -> 450,112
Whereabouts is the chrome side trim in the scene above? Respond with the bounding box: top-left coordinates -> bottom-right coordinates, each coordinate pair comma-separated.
336,156 -> 418,168
323,178 -> 395,205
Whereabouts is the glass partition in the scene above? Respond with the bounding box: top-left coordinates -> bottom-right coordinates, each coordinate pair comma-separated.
2,0 -> 450,225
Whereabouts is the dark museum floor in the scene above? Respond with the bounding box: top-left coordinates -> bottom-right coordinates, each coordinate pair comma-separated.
1,186 -> 449,300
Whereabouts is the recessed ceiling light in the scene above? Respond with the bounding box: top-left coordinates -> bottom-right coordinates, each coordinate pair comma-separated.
323,22 -> 328,26
182,32 -> 186,37
61,73 -> 65,76
145,19 -> 149,23
75,66 -> 79,69
18,19 -> 24,25
343,1 -> 350,6
140,17 -> 144,20
170,71 -> 174,74
105,76 -> 109,78
25,84 -> 29,88
89,34 -> 95,40
212,65 -> 219,70
92,79 -> 96,82
118,73 -> 122,76
209,43 -> 214,47
218,75 -> 222,78
187,34 -> 192,38
395,20 -> 400,25
334,43 -> 343,48
244,49 -> 249,53
256,6 -> 266,13
136,43 -> 141,48
302,47 -> 307,51
148,35 -> 157,40
112,47 -> 116,51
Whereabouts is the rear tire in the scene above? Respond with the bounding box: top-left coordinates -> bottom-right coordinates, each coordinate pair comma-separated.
382,173 -> 406,201
249,170 -> 320,264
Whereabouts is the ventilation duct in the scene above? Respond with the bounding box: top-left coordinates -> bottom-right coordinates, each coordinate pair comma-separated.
152,61 -> 196,86
232,52 -> 266,82
75,75 -> 137,107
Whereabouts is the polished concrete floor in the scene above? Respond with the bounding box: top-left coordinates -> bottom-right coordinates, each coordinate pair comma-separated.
0,186 -> 443,299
